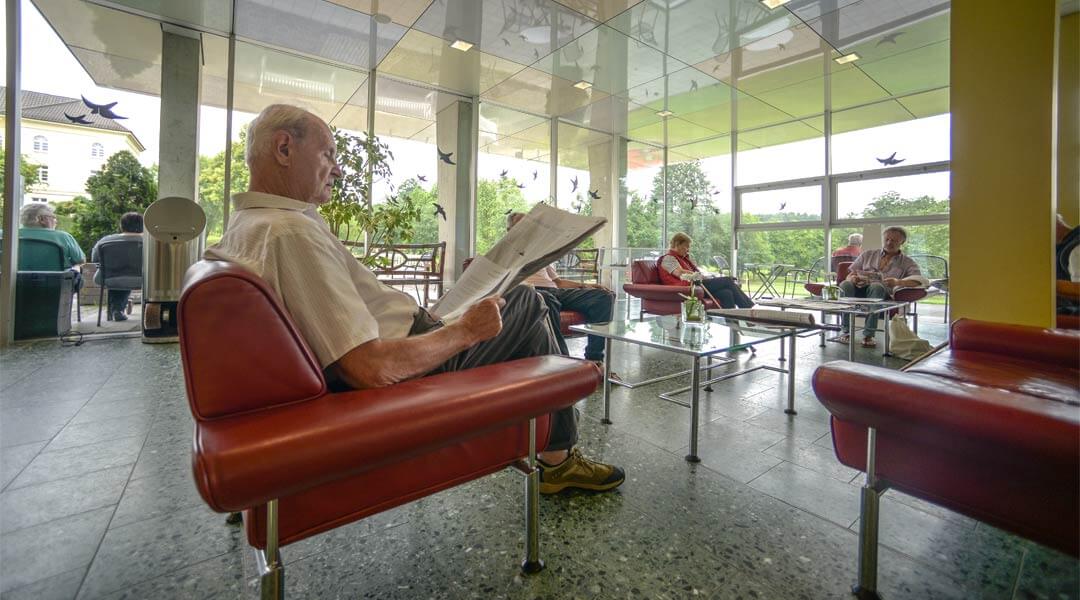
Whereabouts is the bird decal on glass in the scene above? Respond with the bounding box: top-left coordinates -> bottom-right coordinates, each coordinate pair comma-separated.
500,169 -> 509,179
876,31 -> 905,46
689,79 -> 698,92
876,152 -> 905,166
433,203 -> 447,221
81,95 -> 126,120
438,148 -> 456,165
417,174 -> 428,182
516,183 -> 526,189
501,37 -> 511,46
64,112 -> 92,125
570,176 -> 579,193
779,202 -> 787,211
532,170 -> 538,181
589,189 -> 601,200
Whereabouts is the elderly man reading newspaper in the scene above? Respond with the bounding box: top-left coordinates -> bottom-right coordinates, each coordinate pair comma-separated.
205,104 -> 624,494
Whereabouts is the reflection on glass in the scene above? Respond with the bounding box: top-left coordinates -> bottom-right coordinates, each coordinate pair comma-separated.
740,186 -> 821,224
737,228 -> 825,298
835,172 -> 949,220
832,111 -> 950,174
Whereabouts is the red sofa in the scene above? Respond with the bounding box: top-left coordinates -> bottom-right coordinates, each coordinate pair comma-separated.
178,261 -> 602,597
622,259 -> 717,319
812,318 -> 1079,599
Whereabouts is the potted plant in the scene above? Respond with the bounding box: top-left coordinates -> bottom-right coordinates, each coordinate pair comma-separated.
319,128 -> 424,268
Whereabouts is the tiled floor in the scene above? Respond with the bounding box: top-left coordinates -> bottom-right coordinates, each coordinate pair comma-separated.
1,302 -> 1076,599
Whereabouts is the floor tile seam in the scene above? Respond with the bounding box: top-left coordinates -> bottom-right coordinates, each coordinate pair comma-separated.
0,496 -> 124,537
0,563 -> 91,598
44,421 -> 158,453
0,373 -> 123,494
74,419 -> 158,599
83,547 -> 240,600
1008,548 -> 1028,600
0,462 -> 134,498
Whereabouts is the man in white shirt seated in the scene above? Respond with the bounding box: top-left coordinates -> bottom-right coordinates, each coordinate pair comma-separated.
507,212 -> 615,370
204,104 -> 624,495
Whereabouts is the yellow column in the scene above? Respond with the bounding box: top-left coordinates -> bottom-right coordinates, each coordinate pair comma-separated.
1058,13 -> 1079,227
950,0 -> 1058,327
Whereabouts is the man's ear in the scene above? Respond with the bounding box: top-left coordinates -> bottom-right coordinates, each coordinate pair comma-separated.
271,131 -> 292,166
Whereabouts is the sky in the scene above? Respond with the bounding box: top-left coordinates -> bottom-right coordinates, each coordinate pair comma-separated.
2,0 -> 951,215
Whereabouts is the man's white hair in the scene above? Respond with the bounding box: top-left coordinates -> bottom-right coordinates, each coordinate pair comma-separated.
245,104 -> 316,167
20,202 -> 54,227
848,233 -> 863,246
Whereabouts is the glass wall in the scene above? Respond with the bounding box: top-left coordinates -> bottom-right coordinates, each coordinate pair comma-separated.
737,228 -> 826,298
476,105 -> 550,253
624,140 -> 664,252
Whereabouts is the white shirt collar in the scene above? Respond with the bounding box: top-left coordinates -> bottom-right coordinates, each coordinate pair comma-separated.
232,191 -> 313,213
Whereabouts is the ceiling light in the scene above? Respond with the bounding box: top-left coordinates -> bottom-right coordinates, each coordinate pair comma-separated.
834,52 -> 860,64
450,40 -> 474,52
656,109 -> 674,118
573,80 -> 592,90
759,0 -> 792,7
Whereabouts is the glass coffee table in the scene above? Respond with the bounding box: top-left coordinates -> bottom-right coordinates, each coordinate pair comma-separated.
570,315 -> 814,463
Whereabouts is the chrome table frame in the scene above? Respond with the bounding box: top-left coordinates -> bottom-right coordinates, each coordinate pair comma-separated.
572,317 -> 810,463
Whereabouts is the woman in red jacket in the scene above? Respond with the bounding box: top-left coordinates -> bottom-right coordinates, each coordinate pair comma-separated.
657,233 -> 753,308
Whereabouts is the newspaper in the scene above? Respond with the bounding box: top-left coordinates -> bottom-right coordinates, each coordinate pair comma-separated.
429,203 -> 606,321
707,308 -> 816,327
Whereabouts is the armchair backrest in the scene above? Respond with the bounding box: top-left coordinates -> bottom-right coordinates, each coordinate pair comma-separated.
830,254 -> 857,272
18,238 -> 65,271
178,260 -> 327,421
836,261 -> 853,283
97,239 -> 143,288
630,259 -> 660,284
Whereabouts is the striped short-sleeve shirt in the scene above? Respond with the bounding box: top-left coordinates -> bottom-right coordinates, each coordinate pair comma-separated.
204,192 -> 418,368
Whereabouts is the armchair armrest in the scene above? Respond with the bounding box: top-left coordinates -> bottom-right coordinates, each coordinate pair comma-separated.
812,361 -> 1079,466
950,318 -> 1080,368
193,356 -> 601,512
622,283 -> 705,301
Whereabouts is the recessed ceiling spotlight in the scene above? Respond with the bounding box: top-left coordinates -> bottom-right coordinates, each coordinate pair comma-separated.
450,40 -> 474,52
573,80 -> 593,90
759,0 -> 792,8
834,52 -> 860,64
656,109 -> 674,118
373,13 -> 391,24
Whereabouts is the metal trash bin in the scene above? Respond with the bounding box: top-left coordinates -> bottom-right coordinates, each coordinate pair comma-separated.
142,197 -> 205,343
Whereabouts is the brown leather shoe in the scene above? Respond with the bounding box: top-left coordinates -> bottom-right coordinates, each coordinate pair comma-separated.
538,448 -> 625,494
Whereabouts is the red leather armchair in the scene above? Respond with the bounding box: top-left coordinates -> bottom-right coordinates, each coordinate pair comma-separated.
178,261 -> 602,598
622,259 -> 717,319
812,318 -> 1080,599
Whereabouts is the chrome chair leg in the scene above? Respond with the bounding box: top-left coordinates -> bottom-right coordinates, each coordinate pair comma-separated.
256,499 -> 284,600
853,428 -> 887,600
521,418 -> 544,574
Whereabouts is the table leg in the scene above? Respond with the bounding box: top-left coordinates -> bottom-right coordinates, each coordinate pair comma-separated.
602,338 -> 613,425
778,334 -> 786,362
882,311 -> 892,358
819,311 -> 826,347
686,355 -> 701,463
785,333 -> 797,415
848,324 -> 856,362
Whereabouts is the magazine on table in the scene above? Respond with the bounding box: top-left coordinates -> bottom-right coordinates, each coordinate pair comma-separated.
707,308 -> 816,327
429,203 -> 606,322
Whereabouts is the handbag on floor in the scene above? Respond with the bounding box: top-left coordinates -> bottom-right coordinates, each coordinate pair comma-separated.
888,315 -> 931,359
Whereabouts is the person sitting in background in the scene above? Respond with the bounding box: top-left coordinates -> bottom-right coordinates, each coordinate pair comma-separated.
833,233 -> 863,259
507,212 -> 616,372
657,232 -> 754,309
1055,214 -> 1079,316
837,226 -> 924,348
16,202 -> 85,289
91,212 -> 143,322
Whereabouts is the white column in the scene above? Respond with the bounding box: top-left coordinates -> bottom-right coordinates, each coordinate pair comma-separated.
436,99 -> 475,283
158,24 -> 202,205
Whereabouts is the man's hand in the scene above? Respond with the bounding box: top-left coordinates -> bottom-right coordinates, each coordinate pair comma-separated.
883,277 -> 900,288
587,283 -> 612,292
852,274 -> 869,288
458,296 -> 506,344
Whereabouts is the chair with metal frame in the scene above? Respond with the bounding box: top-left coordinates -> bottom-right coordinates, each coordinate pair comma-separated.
782,257 -> 825,298
17,237 -> 82,323
711,255 -> 732,277
178,261 -> 601,598
95,238 -> 143,326
907,254 -> 949,322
